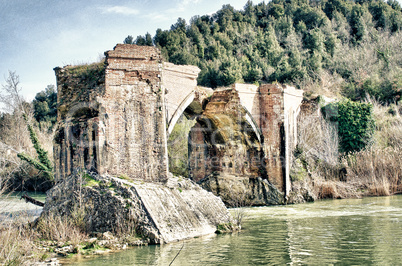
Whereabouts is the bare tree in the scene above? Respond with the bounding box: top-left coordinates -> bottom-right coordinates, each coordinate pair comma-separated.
0,72 -> 36,191
0,71 -> 28,114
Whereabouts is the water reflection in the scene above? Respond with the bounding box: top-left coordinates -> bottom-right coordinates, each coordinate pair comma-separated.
68,195 -> 402,265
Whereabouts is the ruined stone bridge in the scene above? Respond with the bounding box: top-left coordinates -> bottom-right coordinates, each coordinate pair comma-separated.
54,44 -> 303,202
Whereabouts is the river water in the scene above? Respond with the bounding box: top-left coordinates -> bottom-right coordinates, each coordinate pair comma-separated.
66,195 -> 402,265
0,192 -> 45,223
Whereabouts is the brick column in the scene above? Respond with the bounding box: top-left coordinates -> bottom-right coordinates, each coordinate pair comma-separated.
259,84 -> 285,192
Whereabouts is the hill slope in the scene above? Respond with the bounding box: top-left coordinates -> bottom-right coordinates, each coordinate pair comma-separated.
127,0 -> 402,103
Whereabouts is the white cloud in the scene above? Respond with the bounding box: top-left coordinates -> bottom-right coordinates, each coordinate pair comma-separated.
175,0 -> 202,12
143,0 -> 203,21
180,0 -> 201,5
143,12 -> 171,22
101,6 -> 139,16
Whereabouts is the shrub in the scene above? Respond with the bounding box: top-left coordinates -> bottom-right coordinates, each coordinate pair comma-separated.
323,99 -> 375,154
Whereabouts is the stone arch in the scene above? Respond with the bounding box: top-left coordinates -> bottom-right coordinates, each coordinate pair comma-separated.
167,91 -> 199,136
242,107 -> 262,143
166,87 -> 212,137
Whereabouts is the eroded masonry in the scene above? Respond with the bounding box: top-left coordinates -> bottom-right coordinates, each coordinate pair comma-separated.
54,44 -> 303,204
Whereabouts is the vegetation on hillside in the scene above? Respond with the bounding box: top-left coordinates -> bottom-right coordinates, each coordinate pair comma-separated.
32,85 -> 57,130
127,0 -> 402,104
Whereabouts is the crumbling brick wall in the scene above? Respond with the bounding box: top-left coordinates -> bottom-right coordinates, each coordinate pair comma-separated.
53,62 -> 105,180
188,89 -> 263,182
188,84 -> 303,196
258,84 -> 286,191
54,44 -> 168,182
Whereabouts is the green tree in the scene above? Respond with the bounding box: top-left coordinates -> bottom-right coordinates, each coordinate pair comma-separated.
123,35 -> 134,44
135,35 -> 146,45
350,5 -> 367,43
304,28 -> 326,54
145,32 -> 153,46
264,25 -> 284,67
32,85 -> 57,130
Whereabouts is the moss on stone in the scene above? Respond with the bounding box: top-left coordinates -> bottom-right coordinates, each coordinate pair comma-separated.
215,222 -> 235,234
118,174 -> 130,180
83,173 -> 100,187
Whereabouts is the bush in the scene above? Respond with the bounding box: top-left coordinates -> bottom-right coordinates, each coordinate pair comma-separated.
323,99 -> 375,154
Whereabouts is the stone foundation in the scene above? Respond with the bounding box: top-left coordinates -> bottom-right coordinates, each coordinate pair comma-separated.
41,172 -> 233,244
198,174 -> 284,207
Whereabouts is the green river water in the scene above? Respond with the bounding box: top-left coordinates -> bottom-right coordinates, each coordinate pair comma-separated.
65,195 -> 402,265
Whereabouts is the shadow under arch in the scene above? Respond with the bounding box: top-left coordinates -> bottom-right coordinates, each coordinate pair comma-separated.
167,93 -> 208,177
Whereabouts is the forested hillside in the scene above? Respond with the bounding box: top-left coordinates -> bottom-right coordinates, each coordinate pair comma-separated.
127,0 -> 402,103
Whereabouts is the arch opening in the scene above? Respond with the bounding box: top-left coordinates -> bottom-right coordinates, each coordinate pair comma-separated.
167,99 -> 203,177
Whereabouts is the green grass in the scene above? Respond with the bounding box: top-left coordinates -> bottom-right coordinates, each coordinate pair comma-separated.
82,173 -> 100,187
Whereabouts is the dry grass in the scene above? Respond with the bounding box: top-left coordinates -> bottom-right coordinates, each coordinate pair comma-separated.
0,211 -> 90,265
0,217 -> 46,265
298,69 -> 344,98
344,99 -> 402,196
294,110 -> 340,181
311,179 -> 359,199
292,99 -> 402,200
344,146 -> 402,196
36,213 -> 88,246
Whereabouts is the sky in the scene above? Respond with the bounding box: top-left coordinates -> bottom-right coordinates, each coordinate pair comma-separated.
0,0 -> 265,103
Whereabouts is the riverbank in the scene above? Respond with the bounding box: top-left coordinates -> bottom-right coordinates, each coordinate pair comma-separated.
0,192 -> 134,265
289,176 -> 402,205
288,98 -> 402,204
0,174 -> 236,265
62,195 -> 402,265
0,211 -> 148,265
